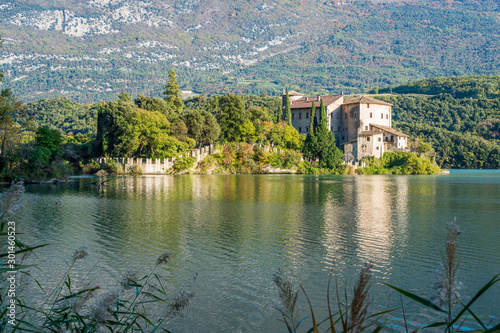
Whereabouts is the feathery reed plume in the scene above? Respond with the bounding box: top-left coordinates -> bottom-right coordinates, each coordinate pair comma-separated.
120,269 -> 139,290
0,181 -> 24,219
157,251 -> 173,265
431,218 -> 463,309
349,261 -> 373,333
272,268 -> 300,332
169,291 -> 195,316
72,244 -> 89,261
89,287 -> 121,323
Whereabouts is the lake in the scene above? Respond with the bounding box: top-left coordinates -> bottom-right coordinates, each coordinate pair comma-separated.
16,170 -> 500,332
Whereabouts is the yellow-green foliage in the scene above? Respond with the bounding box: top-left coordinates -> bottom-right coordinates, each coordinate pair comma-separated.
173,156 -> 196,172
79,160 -> 101,174
203,144 -> 305,174
360,152 -> 441,175
104,159 -> 123,174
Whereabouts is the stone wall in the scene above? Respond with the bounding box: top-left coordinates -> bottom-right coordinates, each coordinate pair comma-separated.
94,145 -> 215,174
93,144 -> 301,174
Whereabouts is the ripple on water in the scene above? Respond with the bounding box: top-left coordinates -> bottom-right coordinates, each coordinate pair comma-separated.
16,173 -> 500,332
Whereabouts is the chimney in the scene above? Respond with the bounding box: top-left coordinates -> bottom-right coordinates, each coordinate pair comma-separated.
306,97 -> 308,101
341,91 -> 344,96
317,96 -> 320,101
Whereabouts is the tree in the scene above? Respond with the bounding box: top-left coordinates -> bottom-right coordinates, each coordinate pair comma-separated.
171,118 -> 188,142
264,121 -> 303,150
118,91 -> 132,103
131,109 -> 172,158
184,110 -> 220,146
164,70 -> 184,116
101,100 -> 137,157
28,127 -> 63,174
218,95 -> 248,142
0,89 -> 24,167
309,101 -> 315,134
284,87 -> 292,126
319,98 -> 327,130
303,98 -> 343,170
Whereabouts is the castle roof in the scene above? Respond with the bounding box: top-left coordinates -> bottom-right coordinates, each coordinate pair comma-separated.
290,95 -> 342,109
360,131 -> 383,136
282,90 -> 303,97
370,124 -> 408,137
343,96 -> 392,106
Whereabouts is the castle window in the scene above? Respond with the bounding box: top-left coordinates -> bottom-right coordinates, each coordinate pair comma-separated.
306,126 -> 309,132
342,136 -> 345,140
292,113 -> 295,120
367,103 -> 370,108
306,112 -> 309,119
354,112 -> 357,118
338,126 -> 340,131
367,137 -> 370,141
386,114 -> 389,119
370,112 -> 372,118
299,127 -> 302,132
299,113 -> 302,120
344,113 -> 347,119
378,137 -> 381,142
376,146 -> 379,150
365,126 -> 368,130
381,113 -> 383,119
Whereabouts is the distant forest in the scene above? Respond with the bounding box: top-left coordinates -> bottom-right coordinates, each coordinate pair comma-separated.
1,0 -> 499,103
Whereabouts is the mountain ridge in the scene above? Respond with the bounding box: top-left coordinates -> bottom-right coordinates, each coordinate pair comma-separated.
0,0 -> 499,103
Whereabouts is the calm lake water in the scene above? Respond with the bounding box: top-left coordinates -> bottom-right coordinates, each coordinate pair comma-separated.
16,170 -> 500,332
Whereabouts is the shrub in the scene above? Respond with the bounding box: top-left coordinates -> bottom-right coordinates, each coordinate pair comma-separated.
104,159 -> 122,174
173,156 -> 196,172
127,164 -> 143,175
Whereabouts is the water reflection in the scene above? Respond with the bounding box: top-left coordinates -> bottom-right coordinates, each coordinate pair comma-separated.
18,172 -> 500,332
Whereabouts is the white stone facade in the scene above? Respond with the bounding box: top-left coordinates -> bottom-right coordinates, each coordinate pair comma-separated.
283,92 -> 409,162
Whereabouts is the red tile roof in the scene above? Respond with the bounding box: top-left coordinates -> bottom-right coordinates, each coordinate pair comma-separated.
370,124 -> 408,137
343,96 -> 392,106
290,95 -> 342,109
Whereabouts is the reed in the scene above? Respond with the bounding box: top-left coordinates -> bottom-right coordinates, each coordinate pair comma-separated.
0,182 -> 193,332
274,219 -> 499,333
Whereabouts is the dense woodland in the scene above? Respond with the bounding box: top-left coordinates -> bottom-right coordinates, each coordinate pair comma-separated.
1,73 -> 499,181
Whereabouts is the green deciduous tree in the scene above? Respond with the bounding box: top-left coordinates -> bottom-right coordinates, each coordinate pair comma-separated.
218,94 -> 248,142
101,99 -> 137,157
131,109 -> 172,158
0,89 -> 24,167
184,110 -> 220,146
264,121 -> 303,150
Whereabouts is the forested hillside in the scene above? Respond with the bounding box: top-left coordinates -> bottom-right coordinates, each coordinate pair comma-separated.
0,0 -> 499,103
17,75 -> 500,169
376,76 -> 500,168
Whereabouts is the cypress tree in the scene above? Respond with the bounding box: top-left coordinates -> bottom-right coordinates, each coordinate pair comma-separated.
309,101 -> 315,134
319,98 -> 327,130
284,86 -> 292,125
164,69 -> 184,115
94,102 -> 105,157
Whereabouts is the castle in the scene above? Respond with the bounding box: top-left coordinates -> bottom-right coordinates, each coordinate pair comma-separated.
283,91 -> 408,162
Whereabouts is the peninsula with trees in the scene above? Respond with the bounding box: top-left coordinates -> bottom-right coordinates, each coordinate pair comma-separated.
2,73 -> 500,181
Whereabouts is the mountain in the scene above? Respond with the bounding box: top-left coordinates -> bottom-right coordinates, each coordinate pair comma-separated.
0,0 -> 499,103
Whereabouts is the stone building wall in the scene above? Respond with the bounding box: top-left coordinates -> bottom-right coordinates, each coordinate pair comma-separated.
291,108 -> 312,134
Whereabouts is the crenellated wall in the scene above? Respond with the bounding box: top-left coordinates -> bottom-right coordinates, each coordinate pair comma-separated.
94,145 -> 215,174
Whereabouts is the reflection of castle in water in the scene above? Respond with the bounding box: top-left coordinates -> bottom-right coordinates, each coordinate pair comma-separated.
321,176 -> 410,270
95,175 -> 412,270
